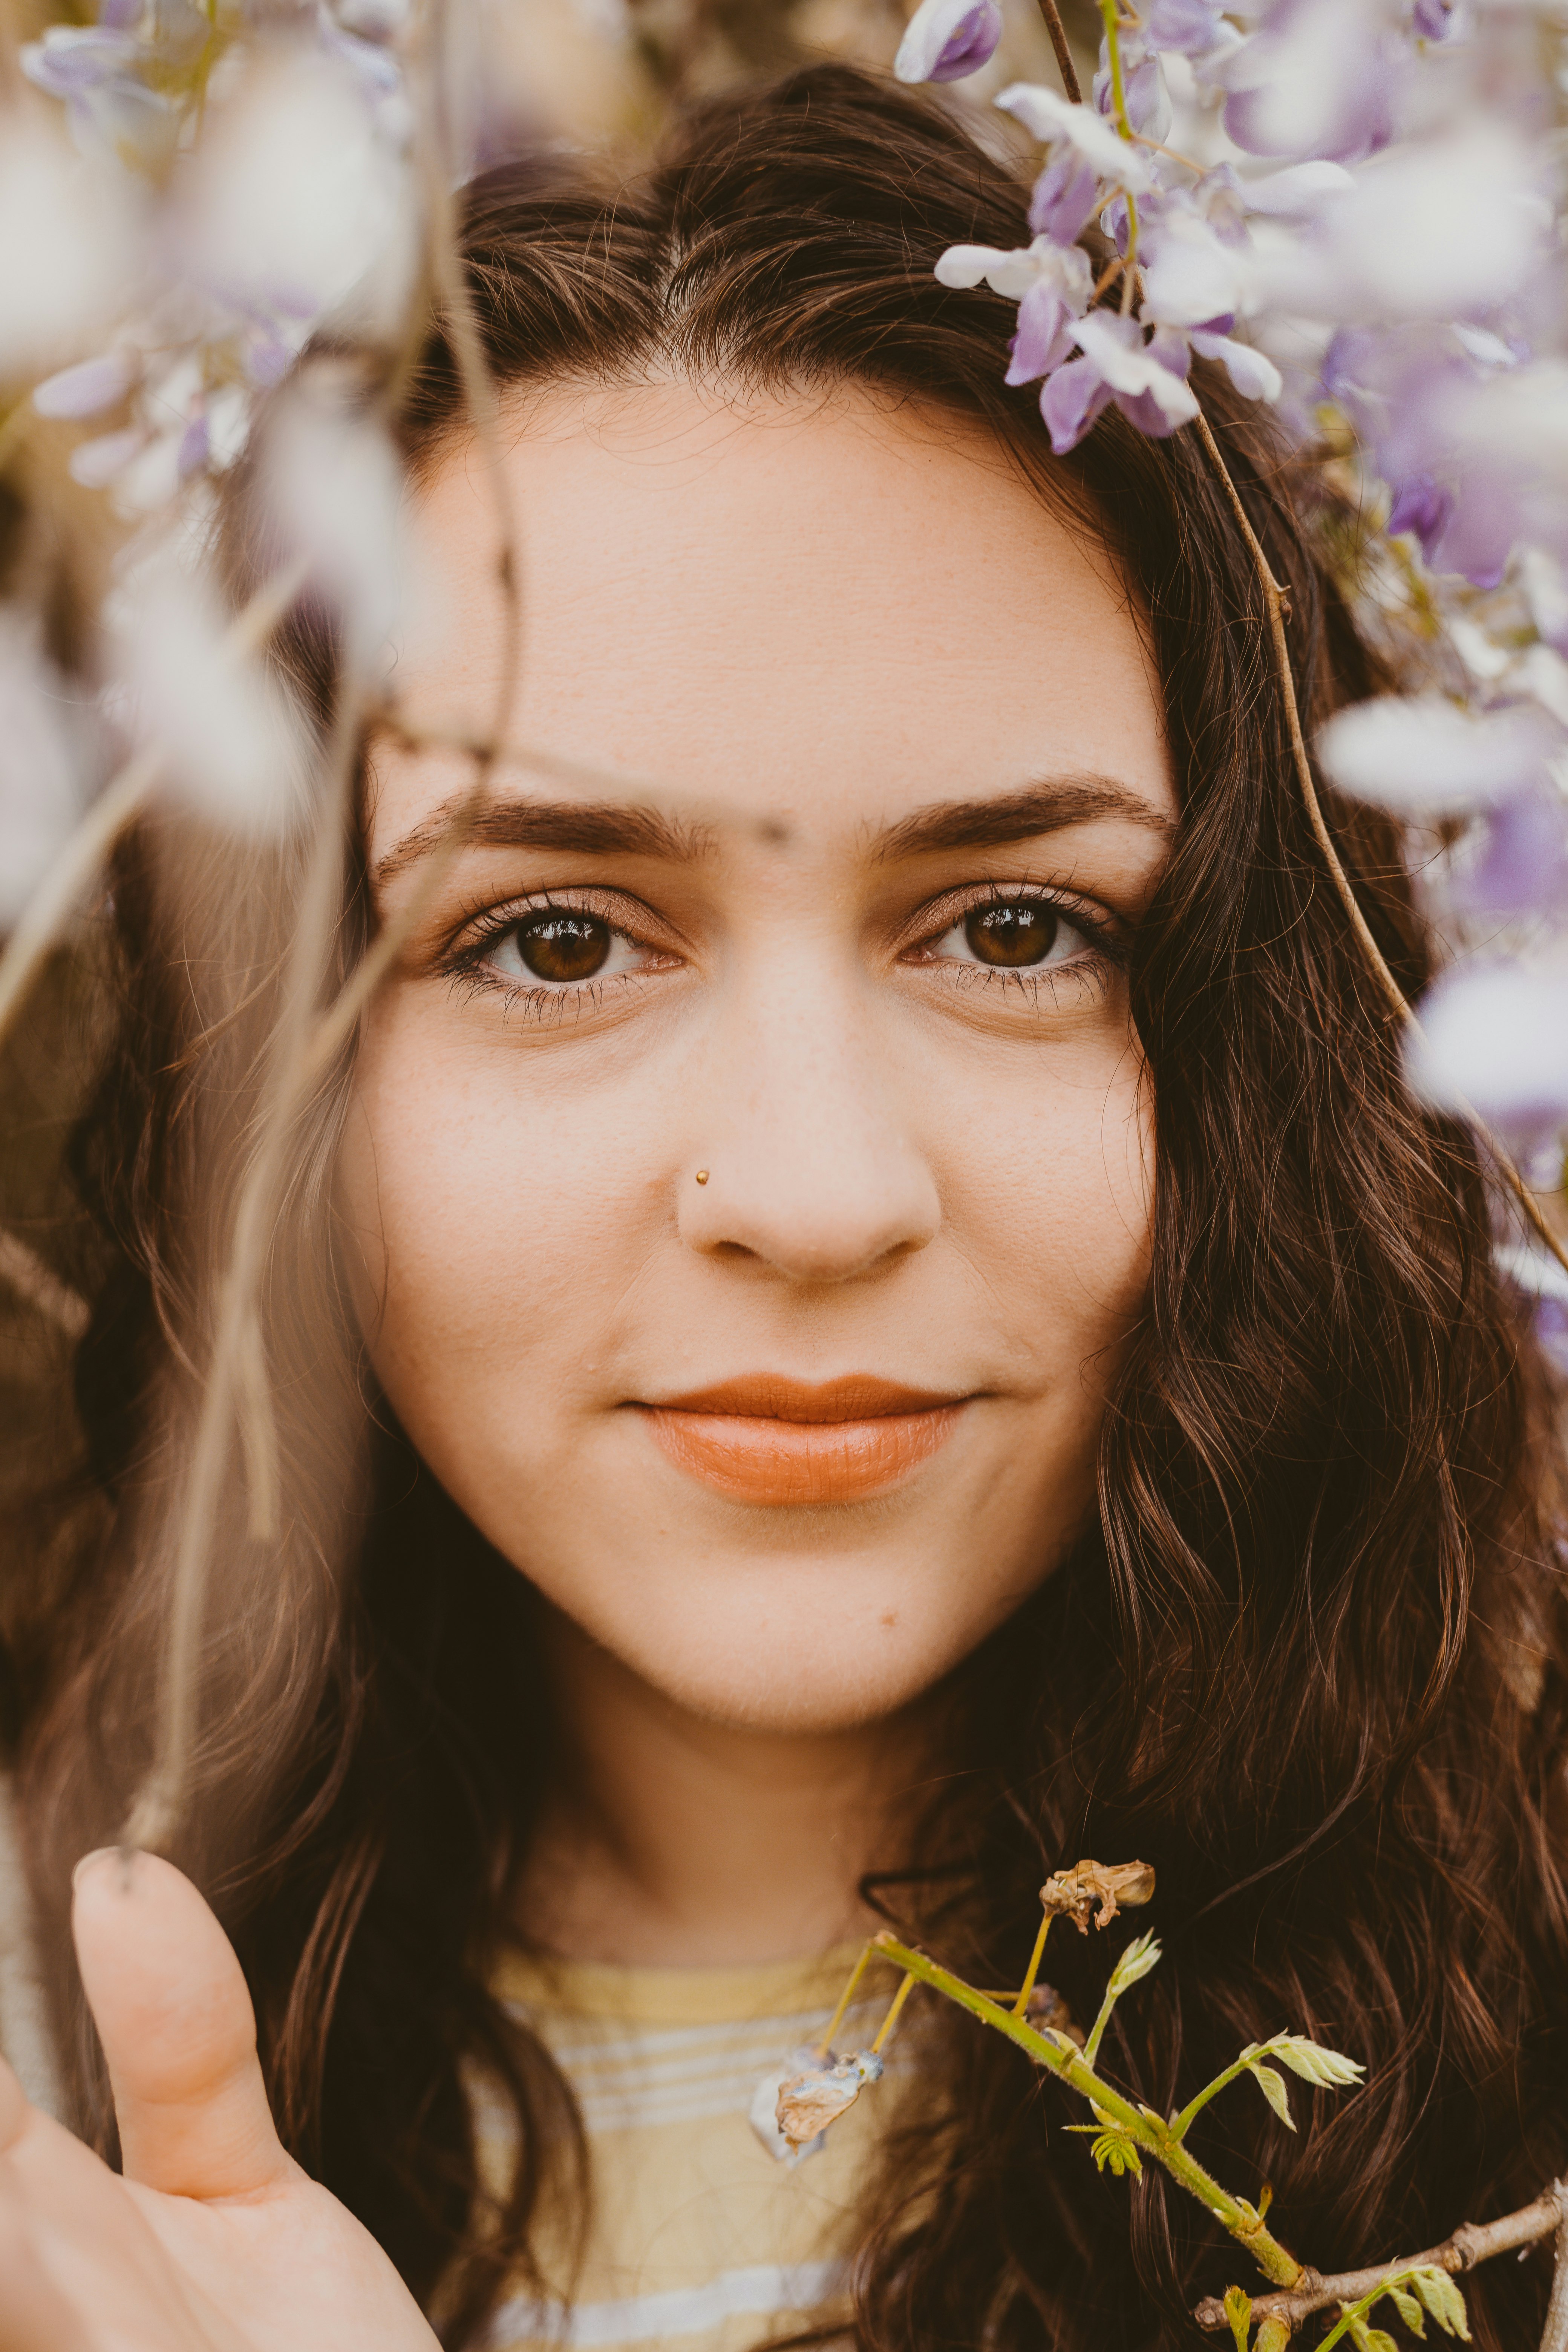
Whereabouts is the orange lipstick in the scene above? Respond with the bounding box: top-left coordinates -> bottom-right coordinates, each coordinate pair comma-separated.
638,1374 -> 966,1506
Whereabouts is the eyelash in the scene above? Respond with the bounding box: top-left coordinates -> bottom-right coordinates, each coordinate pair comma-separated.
441,883 -> 1124,1020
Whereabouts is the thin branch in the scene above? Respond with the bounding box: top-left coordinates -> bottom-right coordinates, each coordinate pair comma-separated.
1034,0 -> 1083,101
0,1228 -> 89,1339
1542,2185 -> 1568,2352
1193,2183 -> 1565,2334
122,680 -> 363,1854
1189,407 -> 1568,1284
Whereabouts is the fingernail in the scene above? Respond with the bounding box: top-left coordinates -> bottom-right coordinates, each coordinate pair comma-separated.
72,1845 -> 136,1893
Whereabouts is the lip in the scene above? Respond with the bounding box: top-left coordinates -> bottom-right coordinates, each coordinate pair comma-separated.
635,1374 -> 970,1506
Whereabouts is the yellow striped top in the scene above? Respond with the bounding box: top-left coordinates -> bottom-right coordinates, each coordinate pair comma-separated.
479,1942 -> 906,2352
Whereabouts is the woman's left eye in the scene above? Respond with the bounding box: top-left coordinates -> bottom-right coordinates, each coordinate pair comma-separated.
482,909 -> 650,988
924,897 -> 1090,971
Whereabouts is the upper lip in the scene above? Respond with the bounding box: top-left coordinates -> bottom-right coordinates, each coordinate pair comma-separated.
639,1375 -> 970,1422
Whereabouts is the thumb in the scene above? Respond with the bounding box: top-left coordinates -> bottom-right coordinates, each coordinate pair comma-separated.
72,1847 -> 296,2201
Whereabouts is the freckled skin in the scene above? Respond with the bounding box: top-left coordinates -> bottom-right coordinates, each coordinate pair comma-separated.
341,380 -> 1174,1957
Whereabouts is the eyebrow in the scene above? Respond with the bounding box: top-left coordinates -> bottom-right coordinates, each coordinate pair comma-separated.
372,799 -> 709,890
371,773 -> 1171,892
874,778 -> 1173,861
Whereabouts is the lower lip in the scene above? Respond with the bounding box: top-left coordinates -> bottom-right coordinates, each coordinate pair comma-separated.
641,1404 -> 964,1505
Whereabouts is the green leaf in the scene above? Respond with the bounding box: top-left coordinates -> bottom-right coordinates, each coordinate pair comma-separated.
1389,2285 -> 1426,2336
1410,2268 -> 1470,2341
1363,2332 -> 1399,2352
1222,2286 -> 1252,2352
1245,2060 -> 1296,2131
1088,2127 -> 1142,2178
1107,1932 -> 1162,1997
1268,2033 -> 1366,2090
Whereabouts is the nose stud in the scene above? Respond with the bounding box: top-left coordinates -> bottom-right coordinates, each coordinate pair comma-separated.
695,1170 -> 710,1185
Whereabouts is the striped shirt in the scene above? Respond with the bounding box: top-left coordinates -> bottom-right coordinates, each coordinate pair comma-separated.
480,1943 -> 905,2352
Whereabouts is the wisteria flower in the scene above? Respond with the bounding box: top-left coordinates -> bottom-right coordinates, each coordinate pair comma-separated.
994,84 -> 1156,190
1317,694 -> 1561,818
893,0 -> 1003,86
1406,960 -> 1568,1173
935,234 -> 1092,315
1218,0 -> 1406,163
1041,314 -> 1200,454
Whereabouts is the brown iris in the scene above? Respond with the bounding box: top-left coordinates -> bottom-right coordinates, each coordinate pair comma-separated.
963,901 -> 1059,967
516,912 -> 613,983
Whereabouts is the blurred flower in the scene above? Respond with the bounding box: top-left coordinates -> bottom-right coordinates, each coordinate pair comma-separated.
1317,694 -> 1561,816
33,349 -> 137,418
1406,960 -> 1568,1168
0,115 -> 138,376
261,377 -> 406,672
121,562 -> 308,836
1246,125 -> 1550,326
0,616 -> 86,929
893,0 -> 1003,84
1218,0 -> 1406,162
177,50 -> 414,338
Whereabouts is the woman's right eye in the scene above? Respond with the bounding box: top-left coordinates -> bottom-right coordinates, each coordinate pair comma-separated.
484,910 -> 650,989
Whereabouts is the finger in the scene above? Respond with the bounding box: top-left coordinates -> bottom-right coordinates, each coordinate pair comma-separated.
72,1847 -> 294,2201
0,2172 -> 92,2352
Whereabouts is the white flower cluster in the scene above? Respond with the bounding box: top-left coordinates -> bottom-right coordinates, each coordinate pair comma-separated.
0,0 -> 421,885
902,0 -> 1568,1351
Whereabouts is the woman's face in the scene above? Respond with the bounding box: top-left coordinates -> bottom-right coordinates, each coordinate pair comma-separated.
342,381 -> 1173,1735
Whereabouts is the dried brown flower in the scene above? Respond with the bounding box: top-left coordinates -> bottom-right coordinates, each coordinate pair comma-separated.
1039,1859 -> 1156,1934
774,2049 -> 884,2149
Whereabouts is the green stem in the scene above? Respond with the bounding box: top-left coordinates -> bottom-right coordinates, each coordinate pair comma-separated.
1097,0 -> 1141,302
1081,1979 -> 1121,2067
1169,2053 -> 1260,2145
871,1935 -> 1303,2291
1312,2268 -> 1422,2351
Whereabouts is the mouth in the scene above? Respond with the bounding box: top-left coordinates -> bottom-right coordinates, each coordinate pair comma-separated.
633,1374 -> 971,1507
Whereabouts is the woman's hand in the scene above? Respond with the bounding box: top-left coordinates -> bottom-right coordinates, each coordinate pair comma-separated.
0,1848 -> 441,2352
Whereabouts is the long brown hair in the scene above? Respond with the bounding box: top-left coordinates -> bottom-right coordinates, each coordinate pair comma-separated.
8,60 -> 1568,2352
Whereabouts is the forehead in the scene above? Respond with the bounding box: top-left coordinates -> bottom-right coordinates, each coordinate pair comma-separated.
375,380 -> 1172,853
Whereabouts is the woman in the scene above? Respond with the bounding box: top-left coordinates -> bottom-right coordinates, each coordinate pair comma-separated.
2,60 -> 1564,2352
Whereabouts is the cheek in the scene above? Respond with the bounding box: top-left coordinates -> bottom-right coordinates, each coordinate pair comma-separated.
333,987 -> 1154,1735
335,1001 -> 662,1416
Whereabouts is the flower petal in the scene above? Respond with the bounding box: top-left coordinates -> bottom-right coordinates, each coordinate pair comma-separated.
894,0 -> 1003,84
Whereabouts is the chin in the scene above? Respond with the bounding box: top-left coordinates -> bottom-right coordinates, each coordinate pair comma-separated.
606,1601 -> 1011,1735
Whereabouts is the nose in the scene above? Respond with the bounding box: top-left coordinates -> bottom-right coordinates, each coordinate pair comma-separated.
677,975 -> 941,1283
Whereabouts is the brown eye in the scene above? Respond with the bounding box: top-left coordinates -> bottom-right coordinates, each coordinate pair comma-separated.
963,901 -> 1060,967
516,912 -> 613,983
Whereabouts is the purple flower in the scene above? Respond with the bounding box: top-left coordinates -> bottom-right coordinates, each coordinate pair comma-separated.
1533,1297 -> 1568,1380
1041,357 -> 1115,455
1094,54 -> 1171,144
32,350 -> 136,419
1146,0 -> 1230,55
1040,312 -> 1200,452
1005,278 -> 1082,386
1453,789 -> 1568,921
1411,0 -> 1458,38
894,0 -> 1003,85
178,410 -> 210,479
1407,960 -> 1568,1160
1029,153 -> 1100,246
1386,473 -> 1455,565
21,23 -> 139,95
1217,0 -> 1403,162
